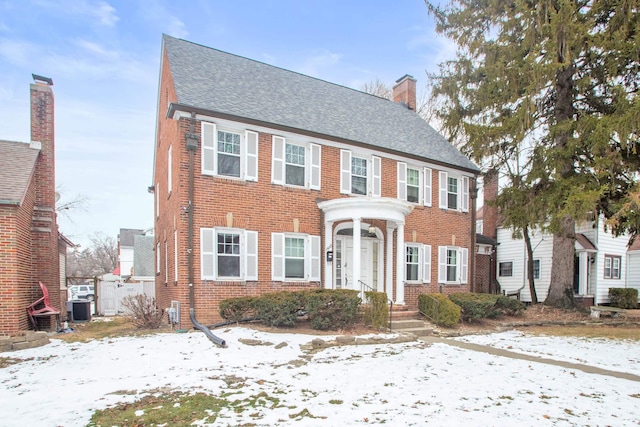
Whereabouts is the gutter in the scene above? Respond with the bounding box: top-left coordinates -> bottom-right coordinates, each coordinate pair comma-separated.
167,102 -> 481,175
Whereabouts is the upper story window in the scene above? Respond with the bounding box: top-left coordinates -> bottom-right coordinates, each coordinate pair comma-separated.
604,255 -> 621,279
272,233 -> 321,281
351,157 -> 367,195
340,149 -> 381,196
200,227 -> 258,281
438,171 -> 469,212
217,131 -> 241,177
404,244 -> 431,283
397,163 -> 432,206
438,246 -> 469,284
272,136 -> 321,189
202,122 -> 258,181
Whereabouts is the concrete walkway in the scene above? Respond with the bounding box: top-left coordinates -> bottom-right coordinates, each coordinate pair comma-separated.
421,336 -> 640,383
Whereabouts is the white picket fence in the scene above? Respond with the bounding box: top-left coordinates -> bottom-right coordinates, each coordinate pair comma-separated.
97,280 -> 155,316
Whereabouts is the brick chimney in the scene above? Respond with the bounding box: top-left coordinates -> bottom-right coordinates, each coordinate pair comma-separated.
30,74 -> 60,314
392,74 -> 417,111
30,75 -> 56,210
482,169 -> 499,239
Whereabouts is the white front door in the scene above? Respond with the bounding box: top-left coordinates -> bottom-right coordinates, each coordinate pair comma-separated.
335,236 -> 381,293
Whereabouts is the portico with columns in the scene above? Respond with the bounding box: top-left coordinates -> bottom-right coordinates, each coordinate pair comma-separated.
318,197 -> 413,304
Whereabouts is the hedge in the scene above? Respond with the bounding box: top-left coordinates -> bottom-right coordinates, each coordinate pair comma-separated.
304,289 -> 361,330
252,291 -> 304,327
363,291 -> 389,329
418,294 -> 461,327
219,296 -> 257,322
609,288 -> 639,309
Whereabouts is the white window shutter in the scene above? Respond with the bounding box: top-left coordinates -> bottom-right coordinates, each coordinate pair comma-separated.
461,248 -> 469,284
309,235 -> 321,281
201,228 -> 215,280
372,156 -> 381,197
202,122 -> 216,175
272,136 -> 285,185
438,246 -> 447,283
244,230 -> 258,281
245,131 -> 259,182
271,233 -> 284,281
156,182 -> 159,218
423,244 -> 431,283
340,149 -> 352,194
439,171 -> 448,209
397,162 -> 407,201
424,167 -> 432,207
461,176 -> 469,212
167,144 -> 172,194
309,143 -> 321,190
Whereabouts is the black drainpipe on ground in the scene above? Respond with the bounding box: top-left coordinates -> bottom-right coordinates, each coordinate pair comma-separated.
186,114 -> 226,348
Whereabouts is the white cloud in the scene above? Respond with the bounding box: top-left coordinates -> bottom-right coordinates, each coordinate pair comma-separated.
141,1 -> 188,39
74,39 -> 119,59
296,50 -> 342,78
0,38 -> 37,66
33,0 -> 119,27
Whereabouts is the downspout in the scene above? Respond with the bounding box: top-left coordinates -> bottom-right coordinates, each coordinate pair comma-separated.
186,114 -> 226,348
469,178 -> 478,292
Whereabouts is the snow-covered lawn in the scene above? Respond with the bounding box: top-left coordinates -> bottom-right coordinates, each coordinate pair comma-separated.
1,327 -> 639,426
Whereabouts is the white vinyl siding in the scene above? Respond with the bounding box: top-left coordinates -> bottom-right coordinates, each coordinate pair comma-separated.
272,233 -> 321,281
340,149 -> 380,196
201,122 -> 258,181
438,171 -> 469,212
200,228 -> 258,281
272,137 -> 321,189
437,246 -> 468,284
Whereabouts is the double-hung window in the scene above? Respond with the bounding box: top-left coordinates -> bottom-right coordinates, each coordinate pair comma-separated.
397,163 -> 432,206
604,255 -> 621,279
272,233 -> 321,281
200,228 -> 258,281
532,259 -> 540,279
272,136 -> 321,189
438,171 -> 469,212
201,122 -> 258,181
340,150 -> 381,196
499,261 -> 513,277
438,246 -> 469,284
404,244 -> 432,283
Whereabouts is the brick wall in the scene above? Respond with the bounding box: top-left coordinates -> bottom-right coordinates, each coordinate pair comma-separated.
154,49 -> 473,327
0,179 -> 37,333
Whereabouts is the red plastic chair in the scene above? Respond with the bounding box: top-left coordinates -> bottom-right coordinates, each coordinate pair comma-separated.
26,282 -> 61,330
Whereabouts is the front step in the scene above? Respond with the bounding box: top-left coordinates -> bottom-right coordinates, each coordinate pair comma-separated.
389,318 -> 434,337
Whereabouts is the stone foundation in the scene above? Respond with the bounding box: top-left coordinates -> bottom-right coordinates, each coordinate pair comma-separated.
0,331 -> 50,352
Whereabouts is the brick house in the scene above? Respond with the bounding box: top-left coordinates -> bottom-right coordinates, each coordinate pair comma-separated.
152,35 -> 480,327
0,76 -> 71,334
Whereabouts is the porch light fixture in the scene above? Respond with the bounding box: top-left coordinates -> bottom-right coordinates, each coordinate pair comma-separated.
368,225 -> 376,236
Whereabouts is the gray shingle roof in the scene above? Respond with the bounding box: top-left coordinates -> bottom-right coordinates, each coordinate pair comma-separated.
119,228 -> 145,247
162,35 -> 479,173
0,140 -> 39,205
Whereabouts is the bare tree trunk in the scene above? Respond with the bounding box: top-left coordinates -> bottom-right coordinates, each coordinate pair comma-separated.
523,225 -> 538,304
545,216 -> 576,308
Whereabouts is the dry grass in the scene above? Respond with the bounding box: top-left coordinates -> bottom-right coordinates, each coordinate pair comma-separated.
517,324 -> 640,340
56,317 -> 172,343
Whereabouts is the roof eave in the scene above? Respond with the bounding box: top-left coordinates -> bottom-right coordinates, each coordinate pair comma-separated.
167,102 -> 480,175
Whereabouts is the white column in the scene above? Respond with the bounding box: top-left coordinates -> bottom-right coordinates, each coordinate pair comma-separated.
395,222 -> 405,304
352,217 -> 361,292
324,221 -> 333,289
386,224 -> 395,302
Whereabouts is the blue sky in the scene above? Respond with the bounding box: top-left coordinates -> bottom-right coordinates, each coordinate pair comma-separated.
0,0 -> 455,248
